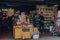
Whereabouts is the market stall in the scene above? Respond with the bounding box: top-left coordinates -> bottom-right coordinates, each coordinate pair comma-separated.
13,12 -> 39,39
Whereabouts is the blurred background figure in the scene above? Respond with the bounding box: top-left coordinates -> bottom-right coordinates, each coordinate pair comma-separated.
2,11 -> 8,33
39,12 -> 44,33
29,11 -> 34,25
0,10 -> 2,33
33,13 -> 39,27
20,12 -> 26,22
13,10 -> 20,25
49,21 -> 54,36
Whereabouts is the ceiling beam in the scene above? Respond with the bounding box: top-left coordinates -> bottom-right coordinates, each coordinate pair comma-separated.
0,0 -> 60,6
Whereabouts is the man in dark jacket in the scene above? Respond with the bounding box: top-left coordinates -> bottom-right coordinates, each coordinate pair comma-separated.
39,12 -> 44,33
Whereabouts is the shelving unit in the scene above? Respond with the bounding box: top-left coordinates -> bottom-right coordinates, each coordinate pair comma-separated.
36,5 -> 57,29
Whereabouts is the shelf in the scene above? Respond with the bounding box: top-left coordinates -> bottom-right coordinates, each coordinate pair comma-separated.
44,16 -> 52,17
36,5 -> 56,28
44,20 -> 50,21
44,23 -> 50,24
56,17 -> 60,19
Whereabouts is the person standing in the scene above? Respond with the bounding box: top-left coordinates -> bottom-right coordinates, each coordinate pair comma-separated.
2,11 -> 8,32
0,11 -> 2,33
33,13 -> 39,27
13,10 -> 20,25
49,21 -> 55,36
39,12 -> 44,33
29,11 -> 34,25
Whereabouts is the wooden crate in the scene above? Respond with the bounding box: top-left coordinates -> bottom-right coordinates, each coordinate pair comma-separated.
13,26 -> 34,39
13,26 -> 22,39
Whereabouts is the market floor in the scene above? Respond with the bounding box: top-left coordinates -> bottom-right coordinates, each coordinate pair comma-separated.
0,32 -> 60,40
0,36 -> 60,40
33,36 -> 60,40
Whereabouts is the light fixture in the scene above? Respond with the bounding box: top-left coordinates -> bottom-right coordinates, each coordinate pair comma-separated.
54,5 -> 59,7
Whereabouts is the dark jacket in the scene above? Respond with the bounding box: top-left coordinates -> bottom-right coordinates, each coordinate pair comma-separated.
39,15 -> 44,25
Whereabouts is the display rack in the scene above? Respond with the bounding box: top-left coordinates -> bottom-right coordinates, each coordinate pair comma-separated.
36,5 -> 57,29
56,11 -> 60,30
